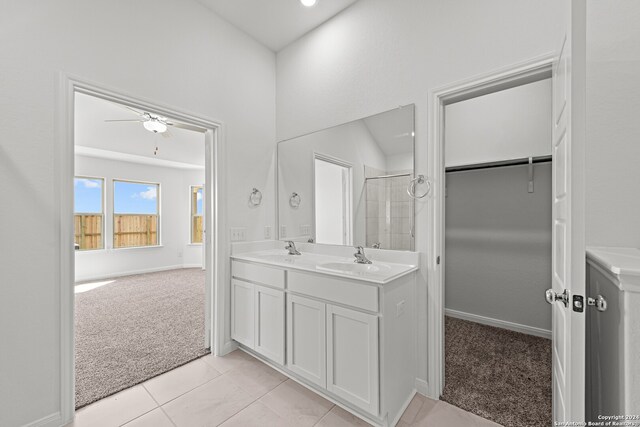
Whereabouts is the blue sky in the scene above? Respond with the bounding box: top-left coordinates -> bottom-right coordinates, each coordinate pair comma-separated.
74,178 -> 102,213
74,179 -> 159,214
195,187 -> 203,215
114,181 -> 158,214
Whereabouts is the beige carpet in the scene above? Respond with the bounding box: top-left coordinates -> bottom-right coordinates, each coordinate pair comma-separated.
441,316 -> 552,427
75,268 -> 208,409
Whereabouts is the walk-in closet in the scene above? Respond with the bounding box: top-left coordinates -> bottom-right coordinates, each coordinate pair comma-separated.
440,78 -> 554,427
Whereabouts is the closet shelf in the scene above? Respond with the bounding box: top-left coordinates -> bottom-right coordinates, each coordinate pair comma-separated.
446,155 -> 552,173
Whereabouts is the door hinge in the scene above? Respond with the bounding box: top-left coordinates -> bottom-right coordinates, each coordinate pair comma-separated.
573,295 -> 584,313
436,256 -> 441,265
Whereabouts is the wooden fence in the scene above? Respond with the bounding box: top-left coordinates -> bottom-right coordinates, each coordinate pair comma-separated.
192,215 -> 203,243
113,214 -> 158,248
74,214 -> 158,249
74,214 -> 103,250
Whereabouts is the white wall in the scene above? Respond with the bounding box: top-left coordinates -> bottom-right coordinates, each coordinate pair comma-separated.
276,0 -> 563,388
0,1 -> 275,425
585,0 -> 640,247
444,79 -> 552,167
445,164 -> 552,333
74,155 -> 204,282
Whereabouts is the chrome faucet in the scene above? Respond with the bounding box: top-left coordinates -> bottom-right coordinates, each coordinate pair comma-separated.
285,241 -> 301,255
354,246 -> 372,264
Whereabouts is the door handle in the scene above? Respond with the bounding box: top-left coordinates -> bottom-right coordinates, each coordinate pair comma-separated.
587,295 -> 607,312
545,288 -> 569,307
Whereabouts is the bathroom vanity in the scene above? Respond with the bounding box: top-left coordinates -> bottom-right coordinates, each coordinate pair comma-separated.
586,247 -> 640,421
230,242 -> 419,427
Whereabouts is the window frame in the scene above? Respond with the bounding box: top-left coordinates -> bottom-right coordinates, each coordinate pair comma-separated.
73,175 -> 105,251
190,185 -> 204,244
112,178 -> 161,249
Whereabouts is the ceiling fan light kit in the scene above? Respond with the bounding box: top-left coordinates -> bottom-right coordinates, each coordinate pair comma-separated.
143,119 -> 168,133
105,103 -> 205,135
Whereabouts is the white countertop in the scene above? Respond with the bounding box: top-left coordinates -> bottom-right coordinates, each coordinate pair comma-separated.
231,249 -> 418,285
586,246 -> 640,277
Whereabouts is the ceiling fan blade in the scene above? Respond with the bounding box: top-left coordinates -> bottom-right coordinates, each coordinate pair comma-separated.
120,104 -> 144,116
170,122 -> 205,133
104,119 -> 145,122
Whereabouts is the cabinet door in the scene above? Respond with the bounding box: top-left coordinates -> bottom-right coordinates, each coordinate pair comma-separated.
231,279 -> 254,348
254,284 -> 285,365
287,295 -> 326,387
326,305 -> 379,415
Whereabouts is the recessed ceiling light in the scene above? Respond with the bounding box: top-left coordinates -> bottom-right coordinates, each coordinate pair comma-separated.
300,0 -> 317,7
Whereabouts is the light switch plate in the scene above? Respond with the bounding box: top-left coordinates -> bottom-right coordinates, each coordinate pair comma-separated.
300,224 -> 311,236
264,226 -> 272,239
280,225 -> 287,238
230,227 -> 247,242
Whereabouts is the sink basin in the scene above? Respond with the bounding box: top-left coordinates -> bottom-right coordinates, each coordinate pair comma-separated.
317,262 -> 391,275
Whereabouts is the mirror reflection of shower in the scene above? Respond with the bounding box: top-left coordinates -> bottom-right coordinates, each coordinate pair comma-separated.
365,168 -> 413,250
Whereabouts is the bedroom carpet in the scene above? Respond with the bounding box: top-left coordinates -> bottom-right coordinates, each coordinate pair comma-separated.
441,316 -> 552,427
74,268 -> 208,409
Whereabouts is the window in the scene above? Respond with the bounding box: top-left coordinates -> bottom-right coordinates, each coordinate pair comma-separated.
74,177 -> 104,250
190,186 -> 204,243
113,180 -> 160,248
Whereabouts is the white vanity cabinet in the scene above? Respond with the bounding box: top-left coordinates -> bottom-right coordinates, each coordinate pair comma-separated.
287,294 -> 327,387
230,253 -> 417,427
326,304 -> 379,414
231,261 -> 285,365
586,248 -> 640,421
231,279 -> 255,348
286,270 -> 380,414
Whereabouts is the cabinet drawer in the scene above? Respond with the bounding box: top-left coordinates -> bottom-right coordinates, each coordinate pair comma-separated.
288,271 -> 378,312
232,260 -> 285,289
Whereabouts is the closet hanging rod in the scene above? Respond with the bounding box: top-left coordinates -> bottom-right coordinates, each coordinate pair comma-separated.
445,155 -> 552,173
365,172 -> 411,180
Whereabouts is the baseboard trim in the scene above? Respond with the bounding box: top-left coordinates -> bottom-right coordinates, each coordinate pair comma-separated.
415,378 -> 431,399
182,263 -> 203,269
217,340 -> 238,356
390,389 -> 417,427
445,308 -> 551,339
22,412 -> 61,427
75,264 -> 197,283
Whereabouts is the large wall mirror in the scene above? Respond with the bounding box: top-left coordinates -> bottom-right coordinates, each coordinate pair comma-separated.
277,104 -> 415,251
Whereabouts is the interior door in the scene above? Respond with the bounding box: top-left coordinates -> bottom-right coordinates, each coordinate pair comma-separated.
313,155 -> 353,246
549,0 -> 586,422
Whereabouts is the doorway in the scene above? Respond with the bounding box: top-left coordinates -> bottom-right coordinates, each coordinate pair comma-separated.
313,154 -> 353,245
73,92 -> 212,408
426,56 -> 558,425
57,76 -> 226,420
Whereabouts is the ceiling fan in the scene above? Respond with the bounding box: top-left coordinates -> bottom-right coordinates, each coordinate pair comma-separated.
105,105 -> 203,136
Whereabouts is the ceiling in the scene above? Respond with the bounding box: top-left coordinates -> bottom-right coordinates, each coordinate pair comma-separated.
75,93 -> 205,169
197,0 -> 359,51
363,106 -> 414,157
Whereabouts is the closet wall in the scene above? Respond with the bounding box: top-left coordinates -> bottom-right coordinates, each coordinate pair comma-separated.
444,79 -> 553,335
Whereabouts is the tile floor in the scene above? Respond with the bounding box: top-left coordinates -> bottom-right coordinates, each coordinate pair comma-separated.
68,350 -> 501,427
